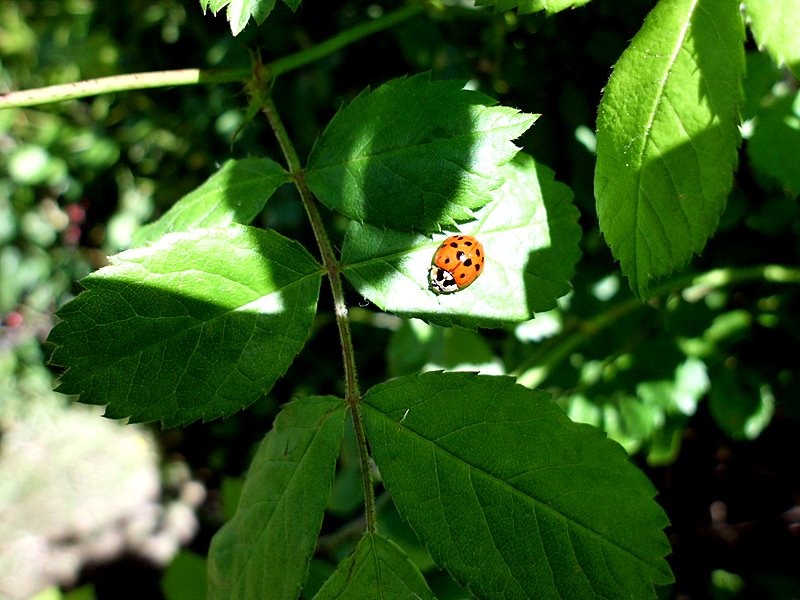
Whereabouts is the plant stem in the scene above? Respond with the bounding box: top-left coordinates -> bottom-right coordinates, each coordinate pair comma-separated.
266,4 -> 424,78
0,3 -> 424,109
261,95 -> 377,535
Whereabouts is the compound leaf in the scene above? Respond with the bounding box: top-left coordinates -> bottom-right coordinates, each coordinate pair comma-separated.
306,73 -> 536,233
49,225 -> 321,426
208,396 -> 345,600
362,372 -> 674,599
595,0 -> 744,296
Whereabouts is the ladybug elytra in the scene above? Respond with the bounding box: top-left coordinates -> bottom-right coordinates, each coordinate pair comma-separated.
428,235 -> 485,294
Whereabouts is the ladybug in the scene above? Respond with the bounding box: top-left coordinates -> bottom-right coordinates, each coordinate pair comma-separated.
428,235 -> 485,294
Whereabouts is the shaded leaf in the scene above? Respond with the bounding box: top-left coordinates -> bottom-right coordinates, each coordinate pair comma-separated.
132,158 -> 291,247
313,534 -> 435,600
747,91 -> 800,197
708,369 -> 775,441
208,396 -> 346,600
341,154 -> 580,328
49,226 -> 321,426
306,73 -> 536,233
362,372 -> 674,599
595,0 -> 744,296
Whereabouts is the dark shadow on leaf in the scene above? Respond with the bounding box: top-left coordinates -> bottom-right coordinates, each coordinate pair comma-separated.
306,74 -> 528,233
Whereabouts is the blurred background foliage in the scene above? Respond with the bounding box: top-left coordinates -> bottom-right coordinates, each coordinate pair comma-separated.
1,0 -> 799,598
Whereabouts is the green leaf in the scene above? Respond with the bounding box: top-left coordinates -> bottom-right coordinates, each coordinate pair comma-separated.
48,225 -> 321,426
473,0 -> 591,16
162,551 -> 207,600
341,153 -> 580,328
747,91 -> 800,197
362,372 -> 674,599
708,369 -> 775,441
199,0 -> 287,36
306,73 -> 536,233
208,396 -> 345,600
387,319 -> 502,378
744,0 -> 800,79
132,158 -> 290,247
313,534 -> 435,600
594,0 -> 745,297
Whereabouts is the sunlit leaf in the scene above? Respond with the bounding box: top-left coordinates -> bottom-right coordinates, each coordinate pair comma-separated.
595,0 -> 744,296
744,0 -> 800,79
341,154 -> 580,328
199,0 -> 294,35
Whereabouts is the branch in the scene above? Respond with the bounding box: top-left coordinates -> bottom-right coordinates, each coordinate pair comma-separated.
0,4 -> 424,109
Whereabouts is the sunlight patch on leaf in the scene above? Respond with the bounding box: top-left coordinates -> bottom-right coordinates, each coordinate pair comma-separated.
341,153 -> 580,328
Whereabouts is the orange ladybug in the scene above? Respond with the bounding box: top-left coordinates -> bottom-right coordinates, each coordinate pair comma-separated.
428,235 -> 485,294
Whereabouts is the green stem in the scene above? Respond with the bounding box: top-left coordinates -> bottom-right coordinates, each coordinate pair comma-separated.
514,264 -> 800,388
261,95 -> 377,535
0,4 -> 424,109
266,4 -> 424,78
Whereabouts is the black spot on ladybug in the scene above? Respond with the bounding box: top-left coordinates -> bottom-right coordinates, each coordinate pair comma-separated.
449,242 -> 458,248
459,273 -> 466,279
475,264 -> 481,271
475,249 -> 481,257
464,258 -> 473,267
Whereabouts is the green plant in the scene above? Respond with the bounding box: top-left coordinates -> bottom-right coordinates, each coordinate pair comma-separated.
3,0 -> 800,598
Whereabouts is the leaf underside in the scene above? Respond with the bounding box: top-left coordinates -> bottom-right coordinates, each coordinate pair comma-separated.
313,533 -> 435,600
